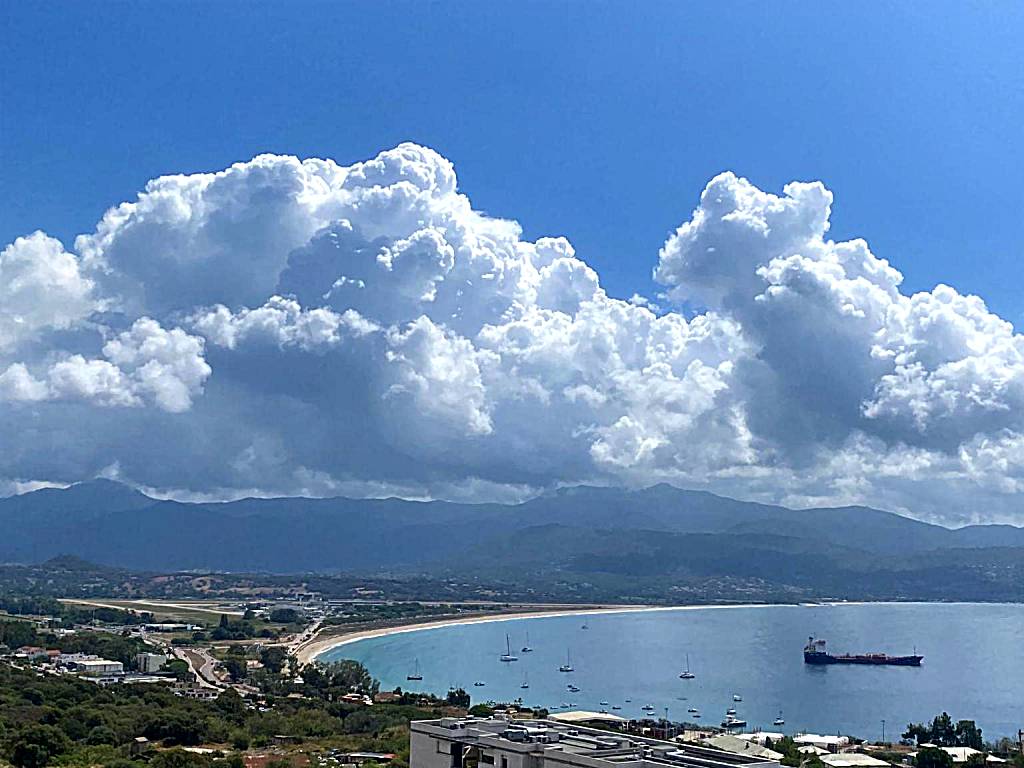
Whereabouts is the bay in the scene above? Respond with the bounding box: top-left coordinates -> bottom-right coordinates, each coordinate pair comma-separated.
319,602 -> 1024,740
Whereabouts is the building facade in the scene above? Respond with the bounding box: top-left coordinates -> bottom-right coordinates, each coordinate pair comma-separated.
411,717 -> 780,768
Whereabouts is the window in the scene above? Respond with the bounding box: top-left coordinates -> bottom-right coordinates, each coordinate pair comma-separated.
481,754 -> 495,765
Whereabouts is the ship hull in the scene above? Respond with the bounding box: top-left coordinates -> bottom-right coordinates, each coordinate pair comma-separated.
804,652 -> 923,666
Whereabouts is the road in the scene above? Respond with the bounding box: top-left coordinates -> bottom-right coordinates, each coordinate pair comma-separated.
169,647 -> 223,690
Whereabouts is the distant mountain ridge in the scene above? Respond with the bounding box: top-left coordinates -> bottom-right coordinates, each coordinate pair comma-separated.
1,480 -> 1023,602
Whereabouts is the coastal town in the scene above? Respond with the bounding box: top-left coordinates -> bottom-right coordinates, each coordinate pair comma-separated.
1,593 -> 1022,768
6,9 -> 1024,768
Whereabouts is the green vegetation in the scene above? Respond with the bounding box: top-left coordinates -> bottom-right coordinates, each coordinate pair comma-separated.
1,596 -> 148,627
267,609 -> 302,624
0,621 -> 148,666
903,713 -> 984,750
322,603 -> 493,627
914,748 -> 954,768
763,736 -> 824,768
0,658 -> 456,768
0,620 -> 38,650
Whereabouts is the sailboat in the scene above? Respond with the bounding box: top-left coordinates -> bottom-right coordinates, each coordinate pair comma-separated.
520,671 -> 529,689
774,710 -> 785,726
559,649 -> 574,672
500,633 -> 518,662
521,632 -> 534,653
406,658 -> 423,681
679,653 -> 696,679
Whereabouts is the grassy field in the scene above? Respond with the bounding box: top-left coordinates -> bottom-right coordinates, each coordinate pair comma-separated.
59,598 -> 245,624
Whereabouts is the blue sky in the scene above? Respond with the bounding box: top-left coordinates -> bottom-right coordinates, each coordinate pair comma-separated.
4,2 -> 1024,521
3,1 -> 1022,321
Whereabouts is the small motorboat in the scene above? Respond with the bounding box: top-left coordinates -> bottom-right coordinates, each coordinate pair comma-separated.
733,694 -> 742,702
611,705 -> 621,711
687,707 -> 699,713
473,681 -> 486,687
726,708 -> 737,716
774,710 -> 785,726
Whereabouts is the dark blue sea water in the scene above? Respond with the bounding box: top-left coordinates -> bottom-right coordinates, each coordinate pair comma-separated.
319,603 -> 1024,740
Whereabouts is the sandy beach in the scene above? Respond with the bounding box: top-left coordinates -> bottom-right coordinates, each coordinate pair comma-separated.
292,602 -> 792,665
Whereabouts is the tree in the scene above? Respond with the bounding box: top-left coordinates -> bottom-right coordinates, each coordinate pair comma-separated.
904,723 -> 931,746
165,658 -> 192,680
446,688 -> 471,708
231,731 -> 250,750
0,621 -> 38,649
85,725 -> 117,745
144,710 -> 208,746
259,647 -> 288,674
221,657 -> 248,682
150,748 -> 215,768
219,614 -> 230,629
10,725 -> 70,768
931,713 -> 956,747
916,748 -> 954,768
954,721 -> 983,750
771,737 -> 802,767
318,660 -> 377,694
215,688 -> 246,718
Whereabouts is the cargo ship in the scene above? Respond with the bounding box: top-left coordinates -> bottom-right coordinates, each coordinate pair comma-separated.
803,636 -> 923,666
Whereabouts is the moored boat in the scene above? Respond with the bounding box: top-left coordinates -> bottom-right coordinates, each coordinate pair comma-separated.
406,658 -> 423,681
804,636 -> 923,666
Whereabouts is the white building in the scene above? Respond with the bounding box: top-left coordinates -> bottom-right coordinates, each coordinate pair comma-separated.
793,735 -> 851,753
702,735 -> 784,761
911,748 -> 1005,764
410,717 -> 780,768
135,652 -> 168,673
820,754 -> 891,768
173,684 -> 219,700
67,658 -> 124,676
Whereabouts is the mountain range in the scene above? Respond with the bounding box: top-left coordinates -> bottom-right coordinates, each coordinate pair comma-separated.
2,480 -> 1022,602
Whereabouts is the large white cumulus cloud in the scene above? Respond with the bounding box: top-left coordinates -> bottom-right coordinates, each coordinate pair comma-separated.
3,146 -> 1024,523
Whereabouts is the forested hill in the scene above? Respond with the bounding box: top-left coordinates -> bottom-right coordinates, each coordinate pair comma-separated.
1,480 -> 1022,602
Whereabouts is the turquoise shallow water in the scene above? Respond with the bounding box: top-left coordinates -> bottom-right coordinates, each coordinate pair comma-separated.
319,603 -> 1024,740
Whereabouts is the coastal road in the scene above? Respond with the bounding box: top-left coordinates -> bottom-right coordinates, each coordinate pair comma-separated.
172,647 -> 224,689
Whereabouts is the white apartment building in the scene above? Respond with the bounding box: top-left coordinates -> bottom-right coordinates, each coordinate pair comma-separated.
135,652 -> 168,673
410,717 -> 780,768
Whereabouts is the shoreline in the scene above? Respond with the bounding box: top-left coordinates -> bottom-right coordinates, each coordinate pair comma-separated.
293,601 -> 831,665
293,599 -> 998,665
